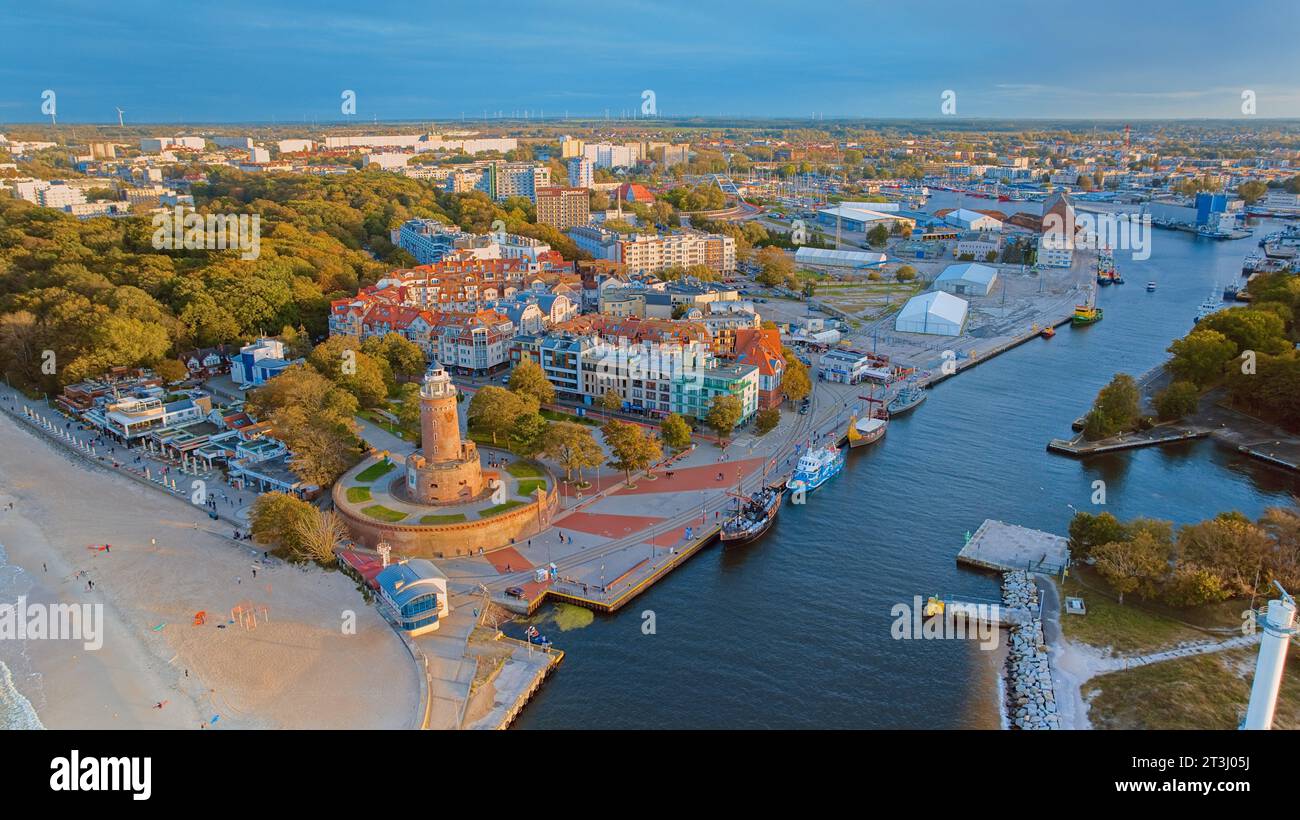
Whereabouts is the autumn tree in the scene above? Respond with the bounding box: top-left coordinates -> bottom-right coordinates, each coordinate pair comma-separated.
467,386 -> 538,445
1093,531 -> 1167,605
781,349 -> 812,404
602,419 -> 661,486
755,407 -> 781,435
245,363 -> 363,487
1166,329 -> 1236,387
598,389 -> 623,413
1154,380 -> 1200,421
1082,373 -> 1141,440
293,508 -> 349,565
660,412 -> 692,451
511,412 -> 550,456
705,394 -> 744,442
508,357 -> 556,405
540,421 -> 604,487
249,492 -> 319,558
309,335 -> 390,408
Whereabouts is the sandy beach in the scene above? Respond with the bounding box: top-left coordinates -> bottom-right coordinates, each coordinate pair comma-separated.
0,408 -> 419,730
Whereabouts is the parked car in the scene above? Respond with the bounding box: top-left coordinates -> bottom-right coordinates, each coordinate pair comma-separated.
505,586 -> 526,599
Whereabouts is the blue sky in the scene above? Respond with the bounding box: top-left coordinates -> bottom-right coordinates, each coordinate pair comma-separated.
2,0 -> 1298,123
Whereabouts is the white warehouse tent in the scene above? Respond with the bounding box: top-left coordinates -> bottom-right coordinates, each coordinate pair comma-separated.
935,262 -> 998,296
794,247 -> 887,268
894,291 -> 969,336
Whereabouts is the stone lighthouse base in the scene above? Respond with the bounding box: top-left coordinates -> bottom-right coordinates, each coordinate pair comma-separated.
333,452 -> 558,559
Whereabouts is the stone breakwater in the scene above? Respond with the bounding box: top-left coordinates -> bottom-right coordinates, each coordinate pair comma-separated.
1002,572 -> 1060,730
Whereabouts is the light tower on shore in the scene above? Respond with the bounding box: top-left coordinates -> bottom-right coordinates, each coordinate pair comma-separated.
404,362 -> 485,505
1242,582 -> 1297,730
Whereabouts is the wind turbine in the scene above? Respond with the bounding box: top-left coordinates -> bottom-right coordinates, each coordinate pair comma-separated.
115,107 -> 125,128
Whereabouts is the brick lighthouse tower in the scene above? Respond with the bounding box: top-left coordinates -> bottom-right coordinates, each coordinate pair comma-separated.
405,363 -> 485,505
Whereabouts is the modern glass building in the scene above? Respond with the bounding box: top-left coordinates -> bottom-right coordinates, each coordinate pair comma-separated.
376,559 -> 450,637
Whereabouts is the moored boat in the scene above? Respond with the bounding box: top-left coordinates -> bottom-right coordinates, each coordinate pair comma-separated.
847,414 -> 886,448
887,381 -> 928,415
720,482 -> 784,546
1073,283 -> 1103,326
1194,291 -> 1221,324
785,445 -> 844,495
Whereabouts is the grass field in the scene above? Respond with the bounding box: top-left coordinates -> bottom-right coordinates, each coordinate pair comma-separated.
814,279 -> 924,319
356,460 -> 395,482
516,479 -> 547,496
506,461 -> 544,479
345,486 -> 372,503
540,408 -> 597,425
361,504 -> 407,523
480,499 -> 527,517
1061,566 -> 1240,656
1084,645 -> 1300,730
419,513 -> 467,525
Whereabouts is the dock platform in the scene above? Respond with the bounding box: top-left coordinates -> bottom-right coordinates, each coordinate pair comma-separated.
1048,426 -> 1208,456
497,522 -> 723,615
931,597 -> 1035,629
957,519 -> 1070,574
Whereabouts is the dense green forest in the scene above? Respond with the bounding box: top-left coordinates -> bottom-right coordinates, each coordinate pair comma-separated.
0,169 -> 587,393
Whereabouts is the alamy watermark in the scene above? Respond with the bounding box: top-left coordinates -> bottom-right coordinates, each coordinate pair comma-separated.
1042,211 -> 1152,261
891,595 -> 1000,650
0,596 -> 103,650
151,205 -> 261,260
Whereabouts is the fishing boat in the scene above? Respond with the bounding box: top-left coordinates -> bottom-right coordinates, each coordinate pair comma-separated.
720,482 -> 784,546
887,381 -> 928,416
785,444 -> 844,495
1072,284 -> 1103,326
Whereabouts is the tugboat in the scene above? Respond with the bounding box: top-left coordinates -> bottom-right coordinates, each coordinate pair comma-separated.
720,482 -> 784,546
887,379 -> 928,416
786,444 -> 844,496
1072,284 -> 1103,326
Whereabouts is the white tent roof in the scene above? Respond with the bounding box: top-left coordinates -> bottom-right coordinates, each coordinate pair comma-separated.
936,262 -> 998,286
894,291 -> 968,335
794,247 -> 887,267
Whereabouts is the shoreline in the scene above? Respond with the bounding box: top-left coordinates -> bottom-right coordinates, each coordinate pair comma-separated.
0,408 -> 419,730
